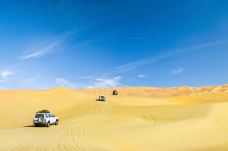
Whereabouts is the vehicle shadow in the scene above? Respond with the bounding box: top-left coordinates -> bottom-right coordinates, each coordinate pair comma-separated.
96,99 -> 105,102
23,125 -> 35,127
23,125 -> 52,128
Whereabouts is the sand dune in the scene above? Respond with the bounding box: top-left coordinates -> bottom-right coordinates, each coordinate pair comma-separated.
0,85 -> 228,151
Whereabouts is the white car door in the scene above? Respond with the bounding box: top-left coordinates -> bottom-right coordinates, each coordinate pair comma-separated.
50,114 -> 56,124
46,113 -> 52,124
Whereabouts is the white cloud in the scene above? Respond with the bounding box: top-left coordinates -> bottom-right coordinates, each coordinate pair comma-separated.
88,76 -> 122,88
117,40 -> 228,71
0,70 -> 14,79
21,31 -> 76,60
117,56 -> 164,71
75,76 -> 95,79
170,68 -> 184,75
55,78 -> 76,88
0,70 -> 14,85
138,74 -> 145,78
21,40 -> 62,60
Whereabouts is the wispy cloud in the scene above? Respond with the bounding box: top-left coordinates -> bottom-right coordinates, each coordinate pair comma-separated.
87,76 -> 122,88
21,40 -> 63,60
137,74 -> 145,78
170,68 -> 184,75
75,76 -> 95,79
0,31 -> 79,89
55,78 -> 76,88
117,40 -> 228,71
0,70 -> 14,84
20,31 -> 76,60
0,70 -> 14,79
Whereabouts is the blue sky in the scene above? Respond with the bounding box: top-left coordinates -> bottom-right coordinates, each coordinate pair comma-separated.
0,0 -> 227,89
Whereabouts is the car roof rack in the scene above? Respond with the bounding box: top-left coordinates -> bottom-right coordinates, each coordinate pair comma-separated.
37,110 -> 50,113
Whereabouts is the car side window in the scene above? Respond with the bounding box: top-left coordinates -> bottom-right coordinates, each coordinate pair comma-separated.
47,114 -> 50,117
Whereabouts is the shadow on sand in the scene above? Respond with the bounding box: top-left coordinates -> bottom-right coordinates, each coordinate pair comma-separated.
24,125 -> 50,128
23,125 -> 35,127
96,99 -> 106,102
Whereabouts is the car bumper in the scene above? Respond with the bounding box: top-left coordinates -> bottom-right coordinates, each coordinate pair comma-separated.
33,120 -> 47,125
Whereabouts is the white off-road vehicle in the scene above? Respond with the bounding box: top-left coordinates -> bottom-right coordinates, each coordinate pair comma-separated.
33,110 -> 59,127
98,95 -> 106,102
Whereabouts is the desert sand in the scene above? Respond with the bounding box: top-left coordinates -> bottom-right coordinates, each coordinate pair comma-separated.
0,85 -> 228,151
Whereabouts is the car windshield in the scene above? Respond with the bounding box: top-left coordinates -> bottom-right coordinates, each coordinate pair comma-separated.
35,114 -> 44,118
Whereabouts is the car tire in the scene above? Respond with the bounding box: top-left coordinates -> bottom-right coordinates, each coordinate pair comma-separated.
55,120 -> 58,125
34,124 -> 38,127
46,122 -> 50,127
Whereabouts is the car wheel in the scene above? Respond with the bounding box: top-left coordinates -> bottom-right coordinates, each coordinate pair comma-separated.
34,124 -> 38,127
46,122 -> 50,127
55,120 -> 58,125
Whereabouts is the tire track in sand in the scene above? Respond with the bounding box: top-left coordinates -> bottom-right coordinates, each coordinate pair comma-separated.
47,101 -> 109,151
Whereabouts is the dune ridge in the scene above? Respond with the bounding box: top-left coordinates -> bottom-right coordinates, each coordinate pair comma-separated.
0,85 -> 228,151
81,84 -> 228,97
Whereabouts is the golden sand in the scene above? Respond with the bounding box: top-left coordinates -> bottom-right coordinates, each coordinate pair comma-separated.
0,85 -> 228,151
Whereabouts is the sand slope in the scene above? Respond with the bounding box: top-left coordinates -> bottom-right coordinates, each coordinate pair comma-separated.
0,85 -> 228,151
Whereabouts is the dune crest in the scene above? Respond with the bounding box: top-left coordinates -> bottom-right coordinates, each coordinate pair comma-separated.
80,84 -> 228,97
